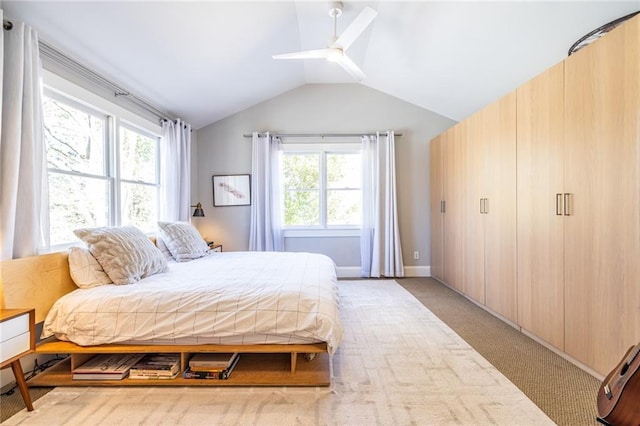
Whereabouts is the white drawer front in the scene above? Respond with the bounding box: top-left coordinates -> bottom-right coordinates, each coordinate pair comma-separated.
1,332 -> 30,363
1,314 -> 29,342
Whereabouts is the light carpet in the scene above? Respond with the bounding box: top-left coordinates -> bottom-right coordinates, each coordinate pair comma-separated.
4,280 -> 553,425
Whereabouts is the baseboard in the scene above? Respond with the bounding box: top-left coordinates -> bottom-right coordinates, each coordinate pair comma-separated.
404,266 -> 430,277
520,328 -> 605,381
337,266 -> 430,278
336,267 -> 361,278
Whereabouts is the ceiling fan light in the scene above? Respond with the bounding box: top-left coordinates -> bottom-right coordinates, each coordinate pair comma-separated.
327,49 -> 343,63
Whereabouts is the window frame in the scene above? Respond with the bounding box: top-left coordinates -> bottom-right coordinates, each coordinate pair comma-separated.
281,142 -> 362,238
42,70 -> 162,250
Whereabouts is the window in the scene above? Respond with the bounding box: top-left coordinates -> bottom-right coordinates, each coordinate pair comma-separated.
281,143 -> 361,234
43,88 -> 160,247
118,126 -> 159,233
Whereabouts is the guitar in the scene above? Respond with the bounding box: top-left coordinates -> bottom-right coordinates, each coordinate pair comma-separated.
597,343 -> 640,426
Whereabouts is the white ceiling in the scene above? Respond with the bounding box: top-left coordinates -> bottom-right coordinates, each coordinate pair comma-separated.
3,1 -> 639,129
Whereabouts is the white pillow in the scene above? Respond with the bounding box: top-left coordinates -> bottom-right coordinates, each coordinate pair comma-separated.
74,226 -> 168,285
157,221 -> 210,262
155,235 -> 175,261
68,247 -> 113,289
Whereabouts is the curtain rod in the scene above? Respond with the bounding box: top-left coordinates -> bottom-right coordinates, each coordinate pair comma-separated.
38,39 -> 173,123
243,132 -> 402,138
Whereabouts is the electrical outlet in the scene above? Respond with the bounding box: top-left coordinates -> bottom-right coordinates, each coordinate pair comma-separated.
413,251 -> 419,260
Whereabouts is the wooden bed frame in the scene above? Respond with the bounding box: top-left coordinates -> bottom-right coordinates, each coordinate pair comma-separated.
0,251 -> 331,386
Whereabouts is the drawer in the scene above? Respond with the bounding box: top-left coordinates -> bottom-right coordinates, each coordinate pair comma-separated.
1,332 -> 30,363
1,314 -> 29,342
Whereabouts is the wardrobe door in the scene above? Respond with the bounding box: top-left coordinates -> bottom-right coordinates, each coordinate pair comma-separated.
483,92 -> 517,323
516,62 -> 565,350
429,135 -> 444,282
564,15 -> 640,375
443,124 -> 465,292
463,111 -> 486,305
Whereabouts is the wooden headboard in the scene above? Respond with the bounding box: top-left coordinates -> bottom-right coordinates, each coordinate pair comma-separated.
0,252 -> 77,323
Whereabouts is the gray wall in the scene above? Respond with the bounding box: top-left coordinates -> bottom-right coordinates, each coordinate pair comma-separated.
194,84 -> 454,275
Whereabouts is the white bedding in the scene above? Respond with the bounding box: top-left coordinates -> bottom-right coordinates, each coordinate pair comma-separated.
42,252 -> 343,354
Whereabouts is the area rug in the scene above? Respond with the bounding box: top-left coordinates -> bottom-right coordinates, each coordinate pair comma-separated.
4,280 -> 553,425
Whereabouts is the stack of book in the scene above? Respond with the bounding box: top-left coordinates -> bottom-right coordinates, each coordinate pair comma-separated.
183,352 -> 240,380
128,353 -> 181,380
72,353 -> 145,381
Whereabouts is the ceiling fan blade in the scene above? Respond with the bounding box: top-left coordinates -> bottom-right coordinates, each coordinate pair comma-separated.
272,48 -> 331,60
333,6 -> 377,51
335,54 -> 366,81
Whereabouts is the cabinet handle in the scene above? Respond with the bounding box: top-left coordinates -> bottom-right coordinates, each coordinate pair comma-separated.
441,200 -> 446,213
563,193 -> 571,216
479,198 -> 488,214
555,193 -> 563,216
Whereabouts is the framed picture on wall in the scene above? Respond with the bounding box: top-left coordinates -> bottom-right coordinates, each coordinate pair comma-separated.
212,174 -> 251,207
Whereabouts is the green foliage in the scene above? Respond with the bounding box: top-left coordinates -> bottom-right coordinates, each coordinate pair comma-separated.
284,190 -> 319,226
327,189 -> 361,225
283,153 -> 318,189
282,150 -> 361,227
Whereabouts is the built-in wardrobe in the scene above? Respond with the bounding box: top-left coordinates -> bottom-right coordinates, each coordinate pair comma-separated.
429,14 -> 640,377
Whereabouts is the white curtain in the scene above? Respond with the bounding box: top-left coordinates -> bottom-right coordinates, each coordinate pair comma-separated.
360,131 -> 404,277
249,132 -> 283,251
0,14 -> 47,260
159,119 -> 191,222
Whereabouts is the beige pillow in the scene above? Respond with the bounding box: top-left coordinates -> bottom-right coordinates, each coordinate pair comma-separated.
157,221 -> 210,262
68,247 -> 113,288
74,226 -> 168,285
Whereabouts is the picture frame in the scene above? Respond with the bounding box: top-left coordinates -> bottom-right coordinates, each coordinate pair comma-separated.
212,174 -> 251,207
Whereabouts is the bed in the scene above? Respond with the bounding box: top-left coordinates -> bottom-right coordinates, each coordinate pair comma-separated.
0,225 -> 343,387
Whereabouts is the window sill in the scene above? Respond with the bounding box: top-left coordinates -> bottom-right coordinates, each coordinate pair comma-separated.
283,229 -> 360,238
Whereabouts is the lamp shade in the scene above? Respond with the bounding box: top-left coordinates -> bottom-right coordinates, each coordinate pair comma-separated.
192,202 -> 205,217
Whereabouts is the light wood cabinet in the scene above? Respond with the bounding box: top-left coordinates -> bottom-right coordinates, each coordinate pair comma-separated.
430,125 -> 465,291
463,111 -> 487,305
429,135 -> 444,282
430,13 -> 640,377
516,61 -> 565,351
563,15 -> 640,375
463,92 -> 517,322
482,93 -> 517,323
442,124 -> 465,292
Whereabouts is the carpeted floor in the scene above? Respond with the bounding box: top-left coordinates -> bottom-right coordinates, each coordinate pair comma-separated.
2,279 -> 553,425
399,277 -> 602,426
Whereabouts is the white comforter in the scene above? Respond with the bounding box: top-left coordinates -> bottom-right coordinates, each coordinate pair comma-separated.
42,252 -> 343,354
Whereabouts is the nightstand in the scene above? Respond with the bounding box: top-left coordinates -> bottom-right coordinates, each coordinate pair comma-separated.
209,244 -> 222,252
1,308 -> 35,411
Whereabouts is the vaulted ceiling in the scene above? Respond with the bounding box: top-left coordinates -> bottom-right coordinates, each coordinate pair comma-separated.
3,1 -> 638,129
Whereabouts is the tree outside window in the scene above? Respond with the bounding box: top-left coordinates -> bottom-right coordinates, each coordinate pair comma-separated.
282,144 -> 361,229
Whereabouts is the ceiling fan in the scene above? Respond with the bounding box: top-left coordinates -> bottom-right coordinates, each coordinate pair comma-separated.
272,2 -> 377,81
